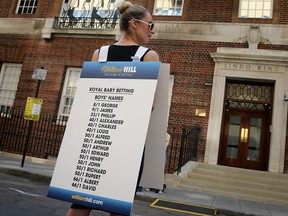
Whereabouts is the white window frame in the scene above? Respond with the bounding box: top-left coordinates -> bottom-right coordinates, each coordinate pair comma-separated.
16,0 -> 38,14
58,67 -> 82,123
153,0 -> 184,16
0,63 -> 22,114
239,0 -> 273,19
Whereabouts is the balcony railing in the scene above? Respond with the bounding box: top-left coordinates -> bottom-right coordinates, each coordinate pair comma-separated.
53,17 -> 119,30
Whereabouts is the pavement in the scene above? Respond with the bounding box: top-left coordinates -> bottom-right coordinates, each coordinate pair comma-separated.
0,151 -> 288,216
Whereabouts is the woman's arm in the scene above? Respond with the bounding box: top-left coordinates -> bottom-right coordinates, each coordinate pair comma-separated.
91,49 -> 100,61
144,50 -> 159,62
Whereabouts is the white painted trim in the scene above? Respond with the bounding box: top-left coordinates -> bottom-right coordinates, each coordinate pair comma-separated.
207,47 -> 288,173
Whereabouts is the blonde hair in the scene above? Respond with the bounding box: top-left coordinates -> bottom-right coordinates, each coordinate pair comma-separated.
117,1 -> 149,32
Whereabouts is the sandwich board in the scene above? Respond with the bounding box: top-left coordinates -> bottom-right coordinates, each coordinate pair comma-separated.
48,61 -> 170,215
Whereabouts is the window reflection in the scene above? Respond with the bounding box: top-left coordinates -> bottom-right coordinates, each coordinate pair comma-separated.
247,118 -> 262,161
226,116 -> 241,159
153,0 -> 183,16
61,0 -> 118,19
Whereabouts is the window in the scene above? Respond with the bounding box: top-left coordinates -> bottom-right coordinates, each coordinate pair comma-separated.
239,0 -> 273,19
16,0 -> 38,14
61,0 -> 117,18
0,63 -> 22,114
58,67 -> 82,123
153,0 -> 183,16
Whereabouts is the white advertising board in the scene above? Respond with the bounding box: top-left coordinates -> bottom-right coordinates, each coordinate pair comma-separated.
47,61 -> 169,215
140,63 -> 170,189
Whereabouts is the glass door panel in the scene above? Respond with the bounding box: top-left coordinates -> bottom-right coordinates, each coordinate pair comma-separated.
226,115 -> 241,159
247,117 -> 262,161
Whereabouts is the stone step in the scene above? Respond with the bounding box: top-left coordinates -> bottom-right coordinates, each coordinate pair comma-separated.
180,175 -> 288,201
186,172 -> 288,194
196,163 -> 288,182
178,183 -> 288,206
177,163 -> 288,206
190,168 -> 288,190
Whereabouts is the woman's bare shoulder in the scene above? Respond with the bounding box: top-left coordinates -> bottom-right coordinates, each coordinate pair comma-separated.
144,50 -> 159,62
91,49 -> 99,61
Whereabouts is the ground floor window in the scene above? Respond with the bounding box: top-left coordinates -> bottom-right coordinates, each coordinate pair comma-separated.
58,67 -> 82,123
0,63 -> 22,114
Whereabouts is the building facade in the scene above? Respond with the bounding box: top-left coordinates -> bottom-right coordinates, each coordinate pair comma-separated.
0,0 -> 288,173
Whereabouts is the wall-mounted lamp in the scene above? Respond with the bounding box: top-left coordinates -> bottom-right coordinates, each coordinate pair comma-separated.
284,95 -> 288,102
195,109 -> 206,117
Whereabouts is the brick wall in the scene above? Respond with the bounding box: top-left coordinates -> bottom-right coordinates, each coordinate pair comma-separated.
1,0 -> 287,24
153,39 -> 247,161
0,35 -> 114,115
0,0 -> 287,171
0,0 -> 12,17
131,0 -> 147,8
188,0 -> 233,22
280,0 -> 288,24
1,32 -> 288,168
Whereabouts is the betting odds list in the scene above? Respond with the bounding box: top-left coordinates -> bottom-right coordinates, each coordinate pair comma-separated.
48,61 -> 161,215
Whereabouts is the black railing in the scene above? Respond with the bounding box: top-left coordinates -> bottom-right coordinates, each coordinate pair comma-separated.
0,106 -> 67,158
166,126 -> 201,174
0,106 -> 200,174
53,17 -> 119,30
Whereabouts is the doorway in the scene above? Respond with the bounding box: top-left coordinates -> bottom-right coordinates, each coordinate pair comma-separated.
219,80 -> 273,171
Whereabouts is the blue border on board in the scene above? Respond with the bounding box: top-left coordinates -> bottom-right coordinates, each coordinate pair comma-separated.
81,61 -> 160,79
47,186 -> 132,216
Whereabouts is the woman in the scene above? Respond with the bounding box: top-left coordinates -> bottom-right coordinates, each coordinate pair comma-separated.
92,1 -> 159,62
66,1 -> 159,216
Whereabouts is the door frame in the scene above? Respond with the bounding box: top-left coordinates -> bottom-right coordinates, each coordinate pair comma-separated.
205,48 -> 288,173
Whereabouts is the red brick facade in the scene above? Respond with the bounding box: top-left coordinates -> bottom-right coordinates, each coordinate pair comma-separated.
0,0 -> 288,172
